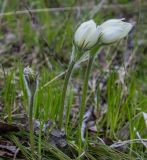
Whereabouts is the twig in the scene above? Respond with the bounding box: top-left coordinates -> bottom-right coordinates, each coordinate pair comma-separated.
134,127 -> 147,148
41,53 -> 90,89
0,2 -> 146,17
41,70 -> 67,89
81,106 -> 93,141
89,0 -> 106,18
110,139 -> 147,148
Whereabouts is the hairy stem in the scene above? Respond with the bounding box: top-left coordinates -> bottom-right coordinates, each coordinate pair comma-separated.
29,94 -> 35,159
58,60 -> 75,129
78,54 -> 95,149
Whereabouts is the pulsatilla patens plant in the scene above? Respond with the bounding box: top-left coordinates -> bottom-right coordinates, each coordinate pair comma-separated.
23,66 -> 38,158
58,18 -> 133,150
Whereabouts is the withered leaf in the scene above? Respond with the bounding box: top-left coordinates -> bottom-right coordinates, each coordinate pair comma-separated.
0,121 -> 21,134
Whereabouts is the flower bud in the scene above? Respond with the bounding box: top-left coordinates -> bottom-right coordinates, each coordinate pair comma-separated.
74,20 -> 100,50
24,67 -> 36,83
99,19 -> 133,44
23,66 -> 38,97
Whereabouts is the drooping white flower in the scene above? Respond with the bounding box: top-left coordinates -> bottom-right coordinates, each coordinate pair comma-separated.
74,20 -> 100,50
99,19 -> 133,44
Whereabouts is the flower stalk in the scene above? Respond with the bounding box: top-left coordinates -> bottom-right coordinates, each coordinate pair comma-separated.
23,67 -> 38,158
58,46 -> 79,129
29,94 -> 35,158
78,54 -> 95,149
58,60 -> 75,129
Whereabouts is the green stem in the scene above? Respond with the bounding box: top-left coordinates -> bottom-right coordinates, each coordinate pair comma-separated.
29,94 -> 35,159
78,54 -> 95,149
38,122 -> 43,160
58,60 -> 75,129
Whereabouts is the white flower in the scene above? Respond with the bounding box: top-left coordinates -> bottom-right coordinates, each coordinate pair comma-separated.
74,20 -> 100,50
99,19 -> 133,44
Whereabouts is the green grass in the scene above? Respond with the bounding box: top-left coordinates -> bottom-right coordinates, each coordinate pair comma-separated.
0,0 -> 147,159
